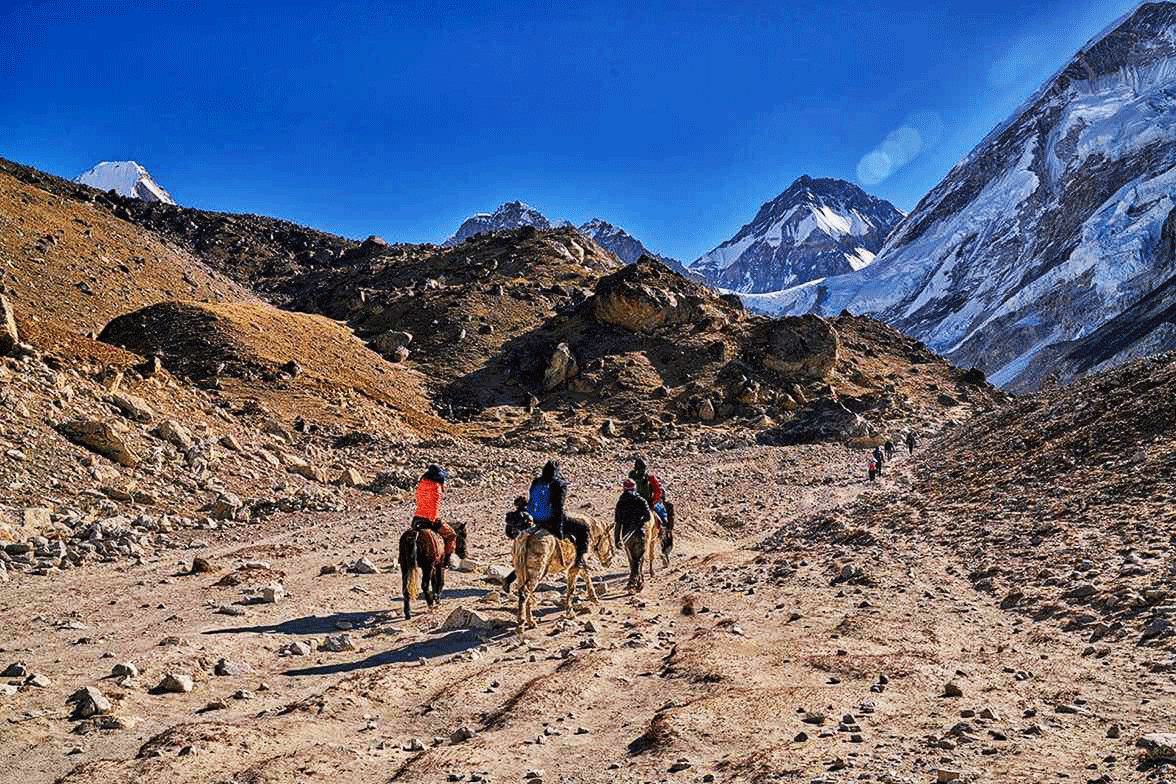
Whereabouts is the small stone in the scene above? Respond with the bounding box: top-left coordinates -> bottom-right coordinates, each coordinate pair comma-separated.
67,686 -> 112,719
319,634 -> 355,652
25,673 -> 51,688
349,558 -> 378,575
214,658 -> 248,677
1107,723 -> 1121,739
190,557 -> 214,574
405,737 -> 426,751
943,681 -> 963,698
794,731 -> 809,742
936,770 -> 962,783
261,582 -> 286,603
279,641 -> 312,657
668,759 -> 692,772
2,662 -> 29,678
111,662 -> 138,679
157,672 -> 193,693
450,725 -> 476,744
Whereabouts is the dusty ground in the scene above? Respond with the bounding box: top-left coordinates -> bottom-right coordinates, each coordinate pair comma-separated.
2,441 -> 1171,784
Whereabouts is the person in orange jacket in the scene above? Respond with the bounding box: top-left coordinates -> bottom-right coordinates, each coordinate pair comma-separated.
413,463 -> 460,569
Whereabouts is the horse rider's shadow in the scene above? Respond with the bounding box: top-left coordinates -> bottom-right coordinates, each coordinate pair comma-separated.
202,610 -> 396,637
281,627 -> 513,677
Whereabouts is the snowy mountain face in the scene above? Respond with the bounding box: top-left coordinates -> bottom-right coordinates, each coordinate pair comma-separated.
74,161 -> 175,205
443,201 -> 551,245
761,2 -> 1176,390
689,176 -> 903,293
577,218 -> 682,268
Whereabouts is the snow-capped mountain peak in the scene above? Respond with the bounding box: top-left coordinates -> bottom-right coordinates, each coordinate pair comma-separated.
758,1 -> 1176,391
577,217 -> 681,267
74,161 -> 175,205
690,176 -> 903,293
443,201 -> 552,245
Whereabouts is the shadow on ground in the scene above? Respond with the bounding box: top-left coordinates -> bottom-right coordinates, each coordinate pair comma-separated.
281,628 -> 512,677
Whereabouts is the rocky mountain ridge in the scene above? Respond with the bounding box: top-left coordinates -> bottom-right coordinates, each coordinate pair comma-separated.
757,2 -> 1176,391
691,176 -> 903,294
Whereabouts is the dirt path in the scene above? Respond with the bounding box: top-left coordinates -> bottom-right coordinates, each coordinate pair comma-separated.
2,445 -> 1172,783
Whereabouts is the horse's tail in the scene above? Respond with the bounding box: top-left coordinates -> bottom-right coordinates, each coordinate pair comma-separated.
399,529 -> 421,601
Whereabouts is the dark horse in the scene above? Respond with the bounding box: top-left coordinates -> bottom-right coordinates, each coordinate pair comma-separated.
398,520 -> 467,619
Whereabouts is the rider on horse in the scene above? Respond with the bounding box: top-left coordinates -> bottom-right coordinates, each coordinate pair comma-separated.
413,463 -> 460,569
614,478 -> 651,549
528,460 -> 589,569
629,457 -> 668,527
500,496 -> 531,593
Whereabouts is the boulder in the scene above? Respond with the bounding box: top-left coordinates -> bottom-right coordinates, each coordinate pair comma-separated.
289,463 -> 328,483
592,257 -> 727,332
0,294 -> 18,356
542,343 -> 579,391
210,493 -> 244,521
760,316 -> 840,381
156,419 -> 193,450
756,398 -> 870,446
109,393 -> 155,424
371,330 -> 413,356
334,467 -> 366,487
440,607 -> 498,631
55,420 -> 139,467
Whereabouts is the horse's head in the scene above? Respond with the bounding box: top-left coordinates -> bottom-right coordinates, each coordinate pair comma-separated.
593,524 -> 615,568
452,520 -> 468,560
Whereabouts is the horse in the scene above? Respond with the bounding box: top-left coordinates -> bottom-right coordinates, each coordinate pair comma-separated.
512,514 -> 614,632
398,520 -> 467,619
645,499 -> 675,576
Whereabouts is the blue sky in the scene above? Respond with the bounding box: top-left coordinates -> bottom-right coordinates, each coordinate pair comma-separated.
0,0 -> 1140,261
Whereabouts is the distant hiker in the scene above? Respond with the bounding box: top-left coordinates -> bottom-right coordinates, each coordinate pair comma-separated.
872,446 -> 885,477
413,463 -> 460,569
501,496 -> 532,593
868,459 -> 877,482
884,439 -> 895,460
614,478 -> 652,546
906,431 -> 917,455
528,460 -> 589,569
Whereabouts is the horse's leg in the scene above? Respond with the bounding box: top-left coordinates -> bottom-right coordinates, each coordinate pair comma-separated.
563,566 -> 577,618
584,566 -> 599,602
433,564 -> 445,604
402,568 -> 412,620
422,562 -> 434,609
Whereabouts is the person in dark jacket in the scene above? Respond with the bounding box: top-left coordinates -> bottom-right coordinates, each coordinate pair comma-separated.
501,496 -> 531,593
871,446 -> 885,477
884,439 -> 895,460
527,460 -> 588,569
614,478 -> 651,547
906,431 -> 917,455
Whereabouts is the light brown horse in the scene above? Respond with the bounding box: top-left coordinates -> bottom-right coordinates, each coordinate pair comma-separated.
511,514 -> 614,632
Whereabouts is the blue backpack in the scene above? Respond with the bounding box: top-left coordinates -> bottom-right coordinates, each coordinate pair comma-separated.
527,482 -> 553,523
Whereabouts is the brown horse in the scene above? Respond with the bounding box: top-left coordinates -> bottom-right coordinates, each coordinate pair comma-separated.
398,520 -> 467,619
512,514 -> 613,632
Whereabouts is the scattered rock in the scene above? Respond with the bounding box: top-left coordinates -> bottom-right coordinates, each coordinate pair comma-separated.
156,419 -> 194,450
156,672 -> 193,693
349,558 -> 378,575
111,662 -> 138,679
319,634 -> 355,652
440,607 -> 497,631
67,686 -> 112,719
55,419 -> 139,467
450,726 -> 476,744
261,582 -> 286,603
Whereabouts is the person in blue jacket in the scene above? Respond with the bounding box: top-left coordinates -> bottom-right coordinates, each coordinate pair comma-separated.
527,460 -> 588,569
